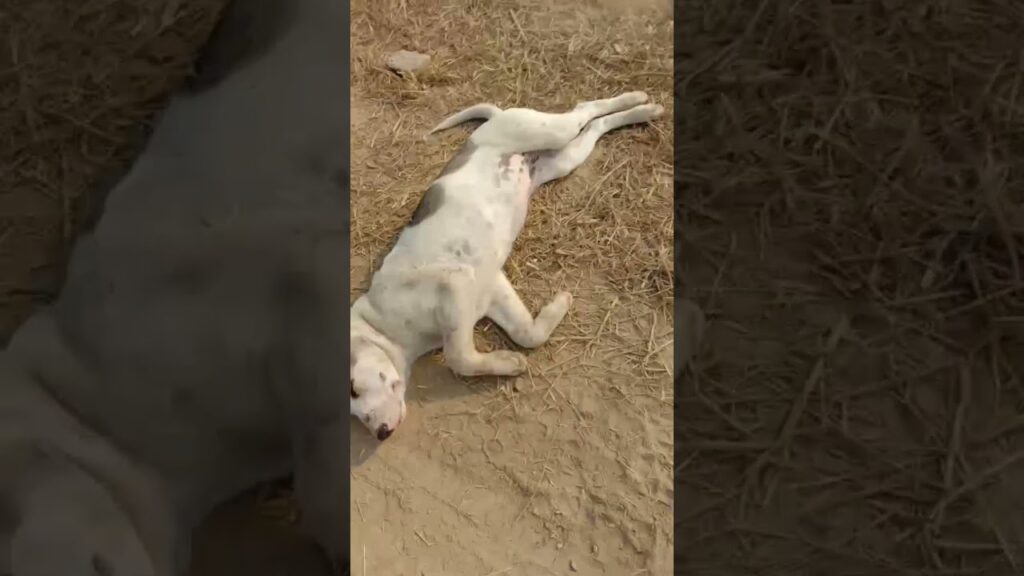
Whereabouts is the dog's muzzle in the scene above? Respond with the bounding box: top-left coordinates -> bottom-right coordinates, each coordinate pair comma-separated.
376,424 -> 393,441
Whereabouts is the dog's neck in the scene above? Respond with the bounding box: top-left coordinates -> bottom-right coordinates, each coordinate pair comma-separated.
350,298 -> 412,380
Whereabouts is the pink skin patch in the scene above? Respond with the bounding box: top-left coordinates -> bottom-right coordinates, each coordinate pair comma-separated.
504,154 -> 533,201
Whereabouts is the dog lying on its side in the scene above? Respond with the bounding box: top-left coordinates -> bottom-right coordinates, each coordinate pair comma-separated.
350,92 -> 664,441
0,0 -> 345,574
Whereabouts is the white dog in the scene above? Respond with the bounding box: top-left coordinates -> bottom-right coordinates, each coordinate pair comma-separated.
351,92 -> 664,440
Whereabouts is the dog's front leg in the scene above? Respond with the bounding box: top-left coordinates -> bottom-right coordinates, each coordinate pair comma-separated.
485,271 -> 572,349
444,324 -> 528,376
439,277 -> 528,377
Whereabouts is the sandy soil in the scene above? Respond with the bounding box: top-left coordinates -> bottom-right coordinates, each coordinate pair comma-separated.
349,0 -> 673,574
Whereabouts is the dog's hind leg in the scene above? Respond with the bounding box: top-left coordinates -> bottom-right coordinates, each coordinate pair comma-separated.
469,91 -> 650,153
485,272 -> 572,349
530,103 -> 665,189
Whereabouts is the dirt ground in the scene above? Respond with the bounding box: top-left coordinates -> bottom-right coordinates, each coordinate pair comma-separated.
349,0 -> 674,574
678,1 -> 1024,574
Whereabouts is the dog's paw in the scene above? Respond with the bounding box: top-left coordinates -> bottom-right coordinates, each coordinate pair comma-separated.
621,91 -> 649,105
547,289 -> 573,311
554,290 -> 573,310
494,350 -> 529,375
631,103 -> 665,122
524,291 -> 573,348
543,291 -> 573,322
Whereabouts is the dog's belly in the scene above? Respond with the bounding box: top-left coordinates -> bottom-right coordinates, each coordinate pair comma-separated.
368,150 -> 537,354
391,149 -> 534,268
495,153 -> 533,203
449,150 -> 534,248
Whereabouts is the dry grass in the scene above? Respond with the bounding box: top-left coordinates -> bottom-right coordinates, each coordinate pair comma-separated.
678,0 -> 1024,574
350,0 -> 675,317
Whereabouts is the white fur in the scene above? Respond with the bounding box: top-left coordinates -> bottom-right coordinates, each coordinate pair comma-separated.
0,0 -> 346,572
351,92 -> 664,440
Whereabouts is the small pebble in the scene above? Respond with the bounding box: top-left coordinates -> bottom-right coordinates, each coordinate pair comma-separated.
556,542 -> 564,550
385,50 -> 431,74
569,559 -> 578,572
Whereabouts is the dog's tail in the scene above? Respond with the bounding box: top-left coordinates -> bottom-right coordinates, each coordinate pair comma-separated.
428,103 -> 502,134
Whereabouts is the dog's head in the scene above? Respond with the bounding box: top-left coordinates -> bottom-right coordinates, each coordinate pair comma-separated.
350,338 -> 406,441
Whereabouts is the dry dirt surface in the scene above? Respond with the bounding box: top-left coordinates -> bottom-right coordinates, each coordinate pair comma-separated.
678,1 -> 1024,574
350,0 -> 674,574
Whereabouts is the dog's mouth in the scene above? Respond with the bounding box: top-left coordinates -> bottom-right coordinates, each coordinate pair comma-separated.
372,404 -> 406,442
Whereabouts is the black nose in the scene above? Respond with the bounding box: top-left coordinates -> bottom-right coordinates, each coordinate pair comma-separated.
376,424 -> 393,441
